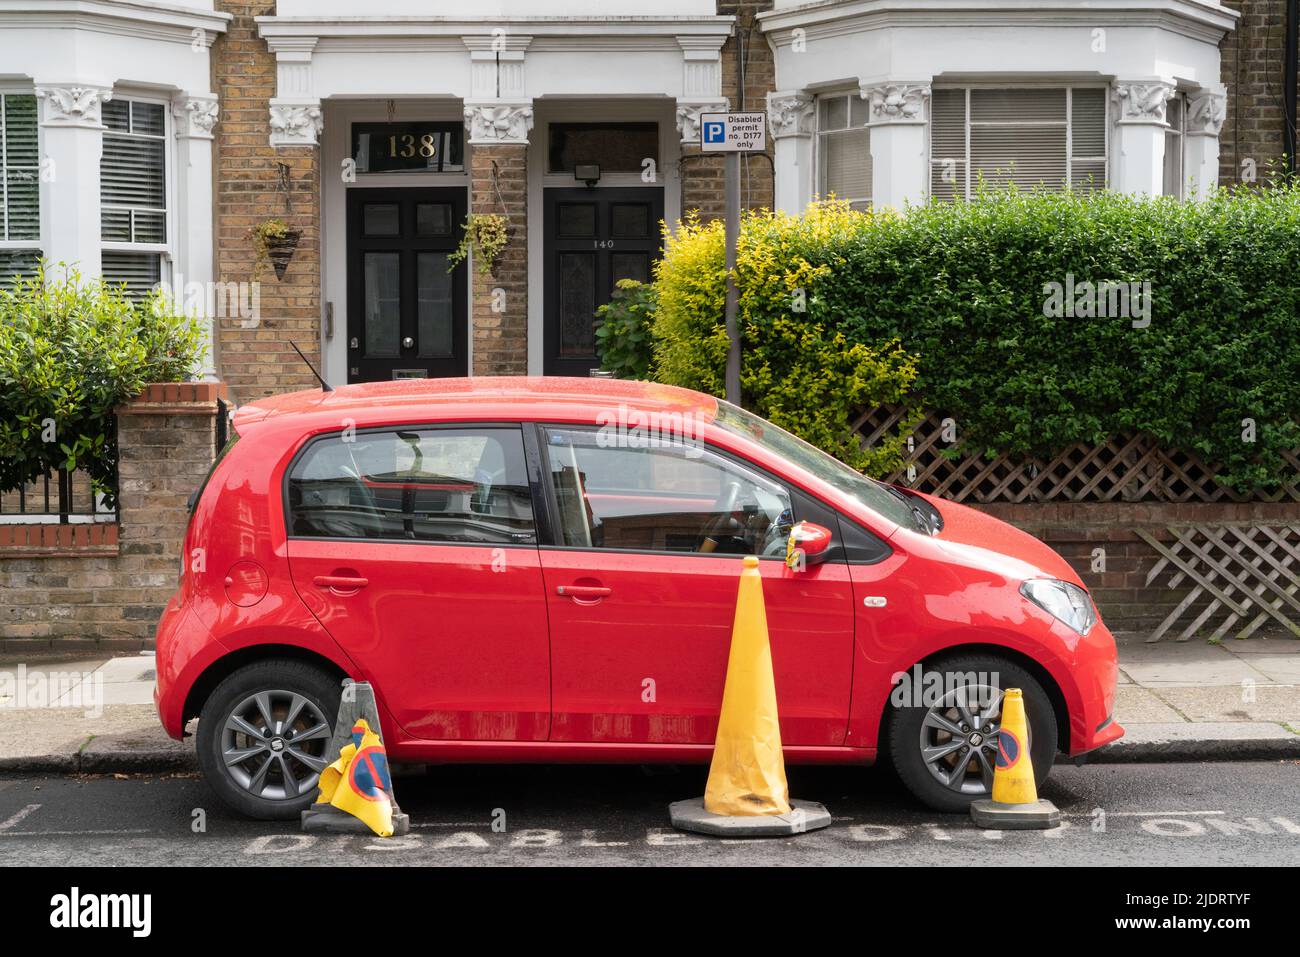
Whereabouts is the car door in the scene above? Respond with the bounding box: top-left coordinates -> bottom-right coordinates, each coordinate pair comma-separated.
535,424 -> 856,746
285,424 -> 550,741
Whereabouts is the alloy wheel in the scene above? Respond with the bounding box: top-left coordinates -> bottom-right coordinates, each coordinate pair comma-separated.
220,690 -> 331,801
917,683 -> 1020,796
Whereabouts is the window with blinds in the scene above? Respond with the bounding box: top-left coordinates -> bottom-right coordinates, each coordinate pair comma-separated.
817,93 -> 871,209
101,98 -> 167,295
930,87 -> 1107,201
1,92 -> 41,283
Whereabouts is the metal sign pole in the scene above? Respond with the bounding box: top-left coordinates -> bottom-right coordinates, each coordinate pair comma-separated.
724,151 -> 741,405
700,110 -> 765,407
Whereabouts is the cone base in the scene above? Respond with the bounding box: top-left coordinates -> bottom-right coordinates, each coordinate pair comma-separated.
301,804 -> 411,836
969,798 -> 1060,830
669,797 -> 831,837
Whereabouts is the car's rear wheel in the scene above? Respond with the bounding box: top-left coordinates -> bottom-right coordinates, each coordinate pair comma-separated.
886,653 -> 1058,814
196,660 -> 341,821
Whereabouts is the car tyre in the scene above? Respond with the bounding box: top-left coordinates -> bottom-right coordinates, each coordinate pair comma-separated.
196,659 -> 342,821
886,653 -> 1058,814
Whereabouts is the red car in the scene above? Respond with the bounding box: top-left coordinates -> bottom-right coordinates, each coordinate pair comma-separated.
154,377 -> 1122,820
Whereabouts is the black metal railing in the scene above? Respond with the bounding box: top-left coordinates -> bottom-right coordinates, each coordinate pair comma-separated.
0,467 -> 116,524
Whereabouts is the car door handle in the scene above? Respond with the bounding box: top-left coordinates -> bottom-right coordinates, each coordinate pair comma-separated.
313,575 -> 369,590
556,585 -> 611,599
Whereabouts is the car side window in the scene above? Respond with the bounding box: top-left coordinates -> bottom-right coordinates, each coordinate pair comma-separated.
543,427 -> 794,557
287,427 -> 535,545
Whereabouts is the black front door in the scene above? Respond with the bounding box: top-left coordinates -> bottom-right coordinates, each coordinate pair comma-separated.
347,188 -> 468,381
543,187 -> 664,377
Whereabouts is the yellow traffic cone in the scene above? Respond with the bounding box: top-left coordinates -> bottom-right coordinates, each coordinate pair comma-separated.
669,556 -> 830,836
970,688 -> 1060,829
704,556 -> 791,817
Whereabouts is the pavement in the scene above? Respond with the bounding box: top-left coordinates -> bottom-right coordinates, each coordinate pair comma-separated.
0,635 -> 1297,775
1,761 -> 1297,866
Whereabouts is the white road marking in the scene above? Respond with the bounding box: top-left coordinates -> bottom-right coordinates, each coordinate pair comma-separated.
0,805 -> 40,832
2,829 -> 151,836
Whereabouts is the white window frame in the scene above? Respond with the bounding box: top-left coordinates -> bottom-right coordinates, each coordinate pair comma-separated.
100,90 -> 176,290
1162,91 -> 1187,199
928,83 -> 1109,200
814,90 -> 871,209
0,86 -> 42,270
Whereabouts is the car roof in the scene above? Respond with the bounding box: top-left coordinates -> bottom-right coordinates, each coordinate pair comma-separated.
232,376 -> 720,430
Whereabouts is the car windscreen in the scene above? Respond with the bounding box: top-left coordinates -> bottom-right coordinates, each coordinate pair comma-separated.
712,400 -> 920,532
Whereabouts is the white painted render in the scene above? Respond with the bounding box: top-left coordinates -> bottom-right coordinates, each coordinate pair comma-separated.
0,0 -> 229,374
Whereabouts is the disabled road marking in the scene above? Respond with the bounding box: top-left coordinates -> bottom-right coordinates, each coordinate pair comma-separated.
0,805 -> 40,832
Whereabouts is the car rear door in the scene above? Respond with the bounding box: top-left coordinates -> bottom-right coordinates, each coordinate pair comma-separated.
534,424 -> 855,747
285,424 -> 550,741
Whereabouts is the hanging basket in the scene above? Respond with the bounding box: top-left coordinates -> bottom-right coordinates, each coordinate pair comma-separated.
266,230 -> 301,282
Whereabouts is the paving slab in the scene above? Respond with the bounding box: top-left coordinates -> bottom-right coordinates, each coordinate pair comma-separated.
1114,685 -> 1186,724
1215,637 -> 1300,655
1148,685 -> 1300,724
1117,642 -> 1272,687
1089,721 -> 1300,763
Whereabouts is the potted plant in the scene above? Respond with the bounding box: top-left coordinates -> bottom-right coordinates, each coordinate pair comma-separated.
447,213 -> 509,277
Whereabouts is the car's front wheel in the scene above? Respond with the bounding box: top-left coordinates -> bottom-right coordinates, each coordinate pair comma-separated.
886,653 -> 1058,814
196,660 -> 341,820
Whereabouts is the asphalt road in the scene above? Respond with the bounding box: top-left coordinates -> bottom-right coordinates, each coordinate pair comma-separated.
1,760 -> 1297,866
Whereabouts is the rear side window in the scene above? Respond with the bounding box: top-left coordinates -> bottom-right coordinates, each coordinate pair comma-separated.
286,427 -> 535,545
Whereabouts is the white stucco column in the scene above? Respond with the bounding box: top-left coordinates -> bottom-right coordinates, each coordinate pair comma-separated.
861,81 -> 930,211
1111,79 -> 1176,197
35,84 -> 113,278
173,94 -> 220,379
1184,87 -> 1227,200
766,91 -> 815,213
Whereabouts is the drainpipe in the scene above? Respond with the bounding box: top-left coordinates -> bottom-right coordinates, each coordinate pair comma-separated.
1287,0 -> 1298,176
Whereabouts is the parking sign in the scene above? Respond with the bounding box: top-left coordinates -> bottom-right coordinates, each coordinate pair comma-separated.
699,112 -> 767,153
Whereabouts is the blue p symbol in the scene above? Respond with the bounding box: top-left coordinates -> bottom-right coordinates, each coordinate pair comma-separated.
704,121 -> 725,144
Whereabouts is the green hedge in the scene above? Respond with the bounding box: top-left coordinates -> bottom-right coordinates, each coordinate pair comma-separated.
0,268 -> 205,505
612,188 -> 1300,491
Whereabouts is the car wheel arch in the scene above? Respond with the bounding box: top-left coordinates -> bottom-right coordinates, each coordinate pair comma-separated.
876,642 -> 1072,755
182,643 -> 351,729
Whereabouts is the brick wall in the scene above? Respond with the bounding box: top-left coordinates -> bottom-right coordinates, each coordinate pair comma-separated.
1219,0 -> 1299,185
470,144 -> 529,375
0,385 -> 224,655
682,2 -> 776,221
213,1 -> 321,404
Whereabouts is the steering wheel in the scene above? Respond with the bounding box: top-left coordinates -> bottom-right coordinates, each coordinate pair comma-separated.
699,480 -> 744,552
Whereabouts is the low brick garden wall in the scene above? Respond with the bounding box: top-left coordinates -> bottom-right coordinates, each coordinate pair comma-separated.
0,383 -> 226,656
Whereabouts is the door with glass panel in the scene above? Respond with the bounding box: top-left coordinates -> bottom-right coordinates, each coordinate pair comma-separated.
542,187 -> 664,377
346,188 -> 468,381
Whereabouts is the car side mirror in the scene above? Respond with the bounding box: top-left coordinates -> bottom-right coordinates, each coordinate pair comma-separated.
785,521 -> 833,572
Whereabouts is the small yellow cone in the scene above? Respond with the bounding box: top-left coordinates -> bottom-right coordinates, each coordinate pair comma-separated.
703,556 -> 792,817
314,718 -> 396,838
990,689 -> 1037,805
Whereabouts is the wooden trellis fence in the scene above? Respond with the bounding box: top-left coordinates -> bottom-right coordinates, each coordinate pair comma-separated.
853,406 -> 1300,504
1136,525 -> 1300,642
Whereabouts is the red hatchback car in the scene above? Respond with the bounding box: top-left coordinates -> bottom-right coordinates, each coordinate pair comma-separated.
155,377 -> 1122,819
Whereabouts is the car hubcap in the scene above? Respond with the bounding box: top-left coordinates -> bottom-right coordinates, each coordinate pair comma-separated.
918,684 -> 1024,796
221,690 -> 331,801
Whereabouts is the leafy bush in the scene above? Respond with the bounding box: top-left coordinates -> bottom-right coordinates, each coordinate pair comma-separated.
654,205 -> 920,475
629,188 -> 1300,491
0,268 -> 205,503
595,279 -> 658,380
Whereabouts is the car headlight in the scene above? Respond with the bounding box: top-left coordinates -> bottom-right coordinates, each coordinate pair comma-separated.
1020,579 -> 1097,636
